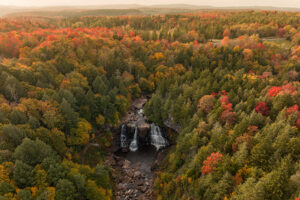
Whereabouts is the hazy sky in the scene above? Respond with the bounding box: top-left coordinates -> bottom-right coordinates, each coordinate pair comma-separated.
0,0 -> 299,8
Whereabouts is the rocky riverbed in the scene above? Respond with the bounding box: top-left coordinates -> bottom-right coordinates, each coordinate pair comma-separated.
105,150 -> 154,200
105,146 -> 170,200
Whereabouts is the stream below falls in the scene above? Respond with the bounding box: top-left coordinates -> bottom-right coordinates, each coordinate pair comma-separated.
111,97 -> 170,200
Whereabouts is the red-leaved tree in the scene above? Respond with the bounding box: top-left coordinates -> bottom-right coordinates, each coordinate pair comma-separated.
198,95 -> 216,113
201,152 -> 223,174
297,117 -> 300,129
220,110 -> 236,124
255,102 -> 269,116
268,86 -> 282,97
286,105 -> 298,115
268,83 -> 297,97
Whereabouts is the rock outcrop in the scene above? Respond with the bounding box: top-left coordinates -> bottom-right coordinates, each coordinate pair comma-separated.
137,122 -> 150,139
163,116 -> 182,133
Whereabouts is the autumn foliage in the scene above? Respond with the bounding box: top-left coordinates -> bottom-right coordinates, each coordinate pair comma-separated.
232,133 -> 254,152
219,95 -> 236,124
255,102 -> 269,116
201,153 -> 223,174
0,10 -> 299,200
268,83 -> 297,97
198,95 -> 216,113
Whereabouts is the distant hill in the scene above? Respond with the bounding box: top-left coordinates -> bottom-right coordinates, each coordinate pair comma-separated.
1,4 -> 300,17
0,6 -> 32,16
4,8 -> 196,17
6,9 -> 145,17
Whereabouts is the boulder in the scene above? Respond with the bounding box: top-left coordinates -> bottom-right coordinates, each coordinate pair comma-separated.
134,171 -> 142,177
123,160 -> 131,169
131,98 -> 147,110
104,156 -> 116,166
137,180 -> 144,186
137,195 -> 146,200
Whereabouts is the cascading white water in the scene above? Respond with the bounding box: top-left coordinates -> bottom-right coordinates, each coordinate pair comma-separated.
120,124 -> 127,148
137,109 -> 144,116
150,123 -> 169,151
129,126 -> 139,152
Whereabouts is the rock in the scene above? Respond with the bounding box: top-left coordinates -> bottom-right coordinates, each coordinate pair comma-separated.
134,171 -> 141,177
137,195 -> 146,200
126,170 -> 134,178
141,186 -> 147,193
137,180 -> 144,186
118,183 -> 129,191
117,183 -> 123,190
138,122 -> 150,139
127,122 -> 136,131
104,157 -> 116,166
123,160 -> 131,169
131,98 -> 147,110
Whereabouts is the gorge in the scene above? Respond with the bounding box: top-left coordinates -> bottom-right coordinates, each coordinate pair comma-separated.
108,97 -> 171,199
118,97 -> 169,153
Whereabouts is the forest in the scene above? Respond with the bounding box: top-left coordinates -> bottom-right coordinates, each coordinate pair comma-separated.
0,9 -> 299,200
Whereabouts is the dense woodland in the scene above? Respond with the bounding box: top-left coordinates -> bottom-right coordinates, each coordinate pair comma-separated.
0,10 -> 299,200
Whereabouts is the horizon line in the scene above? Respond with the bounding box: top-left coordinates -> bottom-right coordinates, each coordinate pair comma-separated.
0,3 -> 299,9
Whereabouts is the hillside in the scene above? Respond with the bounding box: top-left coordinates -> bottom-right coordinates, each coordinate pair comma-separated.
0,9 -> 299,200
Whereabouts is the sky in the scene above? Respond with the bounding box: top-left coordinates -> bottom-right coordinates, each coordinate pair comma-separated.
0,0 -> 299,8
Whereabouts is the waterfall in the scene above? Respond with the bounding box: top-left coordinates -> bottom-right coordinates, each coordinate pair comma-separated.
137,109 -> 144,116
120,124 -> 127,148
150,124 -> 169,151
129,126 -> 139,152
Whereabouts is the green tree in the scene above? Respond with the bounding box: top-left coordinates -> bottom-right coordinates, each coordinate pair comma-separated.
86,180 -> 104,200
17,189 -> 32,200
232,178 -> 263,200
55,179 -> 76,200
94,165 -> 110,189
92,76 -> 108,94
47,164 -> 68,186
9,110 -> 27,125
55,56 -> 74,74
2,125 -> 25,148
28,116 -> 40,129
0,182 -> 15,195
13,160 -> 35,188
69,174 -> 87,200
14,138 -> 56,166
60,98 -> 78,131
